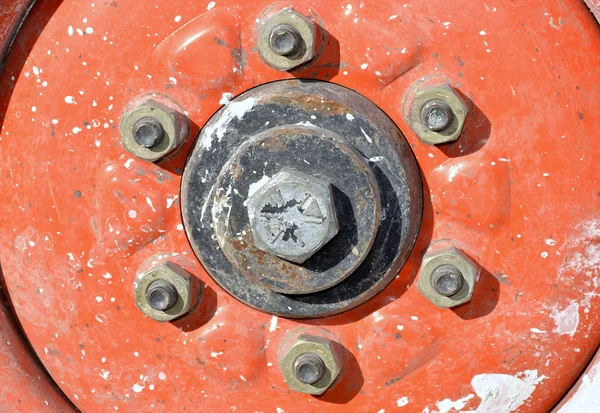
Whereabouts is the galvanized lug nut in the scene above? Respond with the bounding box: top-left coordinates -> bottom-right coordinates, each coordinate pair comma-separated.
246,169 -> 339,264
407,84 -> 469,145
146,279 -> 178,311
257,7 -> 317,71
270,24 -> 302,56
120,97 -> 189,162
133,117 -> 165,148
279,334 -> 344,395
135,261 -> 198,322
431,264 -> 464,297
417,246 -> 478,308
294,353 -> 326,385
420,99 -> 454,132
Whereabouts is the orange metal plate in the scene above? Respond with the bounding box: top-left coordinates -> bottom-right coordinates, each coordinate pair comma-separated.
0,0 -> 599,412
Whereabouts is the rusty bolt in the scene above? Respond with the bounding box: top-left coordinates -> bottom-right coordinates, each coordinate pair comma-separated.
246,169 -> 339,264
417,246 -> 478,308
407,85 -> 468,145
135,262 -> 195,322
280,334 -> 343,395
120,98 -> 189,162
257,8 -> 317,71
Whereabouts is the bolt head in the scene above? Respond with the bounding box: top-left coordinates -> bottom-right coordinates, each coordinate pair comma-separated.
257,8 -> 317,71
247,169 -> 339,264
133,117 -> 165,148
279,334 -> 344,395
417,246 -> 478,308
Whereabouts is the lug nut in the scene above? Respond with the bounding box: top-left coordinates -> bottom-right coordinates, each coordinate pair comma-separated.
146,279 -> 178,311
431,265 -> 464,297
417,246 -> 478,308
407,84 -> 469,145
294,353 -> 326,385
420,99 -> 454,132
133,117 -> 165,148
135,261 -> 198,322
269,24 -> 302,56
120,97 -> 189,162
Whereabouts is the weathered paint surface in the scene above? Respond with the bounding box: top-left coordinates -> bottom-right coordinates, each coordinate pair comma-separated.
0,0 -> 599,412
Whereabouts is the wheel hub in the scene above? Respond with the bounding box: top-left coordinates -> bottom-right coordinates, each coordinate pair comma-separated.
181,80 -> 422,316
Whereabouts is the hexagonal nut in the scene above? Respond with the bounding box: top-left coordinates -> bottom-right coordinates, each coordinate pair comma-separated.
247,169 -> 339,264
120,98 -> 189,162
135,262 -> 194,322
417,247 -> 478,308
407,85 -> 469,145
257,8 -> 317,71
280,334 -> 344,395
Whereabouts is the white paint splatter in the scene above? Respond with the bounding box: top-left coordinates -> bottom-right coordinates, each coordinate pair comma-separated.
360,127 -> 372,144
346,113 -> 355,120
467,370 -> 546,412
396,397 -> 409,407
207,1 -> 216,10
174,15 -> 182,22
436,394 -> 474,412
529,328 -> 546,334
158,372 -> 166,380
201,98 -> 256,150
360,63 -> 368,70
128,210 -> 137,219
269,316 -> 278,332
551,302 -> 579,337
247,175 -> 271,199
65,96 -> 76,104
132,382 -> 145,393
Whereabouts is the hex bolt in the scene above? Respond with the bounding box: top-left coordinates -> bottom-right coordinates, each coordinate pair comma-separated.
133,117 -> 165,148
256,7 -> 317,71
420,99 -> 454,132
135,261 -> 199,322
146,279 -> 178,311
417,246 -> 478,308
247,169 -> 339,264
294,353 -> 326,385
270,24 -> 302,56
431,265 -> 464,297
279,334 -> 344,395
407,84 -> 469,145
120,97 -> 189,162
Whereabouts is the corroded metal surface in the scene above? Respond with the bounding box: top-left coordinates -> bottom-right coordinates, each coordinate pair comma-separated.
182,79 -> 422,316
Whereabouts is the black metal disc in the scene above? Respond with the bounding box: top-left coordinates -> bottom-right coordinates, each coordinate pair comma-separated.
181,79 -> 423,318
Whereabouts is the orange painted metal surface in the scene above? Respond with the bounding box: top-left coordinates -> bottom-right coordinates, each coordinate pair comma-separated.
0,0 -> 599,412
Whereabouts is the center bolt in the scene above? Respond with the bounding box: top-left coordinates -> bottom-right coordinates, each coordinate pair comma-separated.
269,24 -> 303,56
420,99 -> 454,132
431,264 -> 465,297
293,353 -> 326,385
146,279 -> 179,311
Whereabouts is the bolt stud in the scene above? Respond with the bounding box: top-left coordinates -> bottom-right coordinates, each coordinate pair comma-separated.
420,99 -> 454,132
133,117 -> 165,148
146,279 -> 179,311
293,353 -> 326,385
431,264 -> 464,297
269,24 -> 302,56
